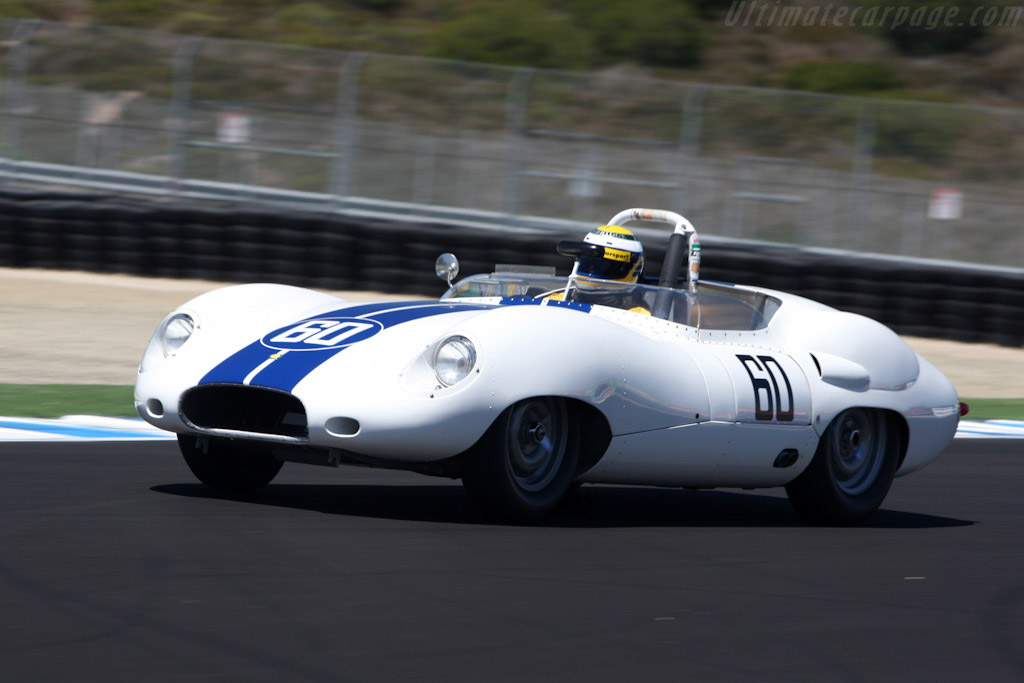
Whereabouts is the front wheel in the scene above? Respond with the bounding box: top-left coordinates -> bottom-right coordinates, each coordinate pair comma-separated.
177,435 -> 283,492
461,397 -> 580,523
785,409 -> 901,526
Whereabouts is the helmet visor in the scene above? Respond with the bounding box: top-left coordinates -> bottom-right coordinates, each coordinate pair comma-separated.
578,252 -> 637,281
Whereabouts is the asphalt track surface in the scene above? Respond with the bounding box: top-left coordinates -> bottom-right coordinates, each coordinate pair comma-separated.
1,440 -> 1021,682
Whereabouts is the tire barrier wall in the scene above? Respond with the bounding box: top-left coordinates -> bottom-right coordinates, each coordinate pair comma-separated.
1,190 -> 1022,347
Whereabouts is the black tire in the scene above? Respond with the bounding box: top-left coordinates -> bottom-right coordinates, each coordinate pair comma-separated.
177,435 -> 283,493
461,397 -> 580,523
785,408 -> 901,526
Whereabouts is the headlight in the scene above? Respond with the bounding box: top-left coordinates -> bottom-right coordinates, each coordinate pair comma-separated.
161,313 -> 195,357
433,336 -> 476,387
139,311 -> 199,374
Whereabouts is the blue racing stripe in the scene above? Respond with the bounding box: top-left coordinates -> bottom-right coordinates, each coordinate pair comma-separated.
499,297 -> 592,313
367,303 -> 493,327
202,301 -> 496,392
199,300 -> 439,386
545,299 -> 592,313
323,300 -> 441,319
249,303 -> 495,392
200,340 -> 272,385
198,298 -> 590,393
247,346 -> 343,391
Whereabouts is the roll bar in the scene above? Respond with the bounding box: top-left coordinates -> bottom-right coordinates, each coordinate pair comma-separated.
606,208 -> 700,287
606,208 -> 701,320
606,208 -> 695,235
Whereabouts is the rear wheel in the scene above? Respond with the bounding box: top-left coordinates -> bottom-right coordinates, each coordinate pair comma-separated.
785,408 -> 901,526
461,397 -> 579,523
177,435 -> 283,492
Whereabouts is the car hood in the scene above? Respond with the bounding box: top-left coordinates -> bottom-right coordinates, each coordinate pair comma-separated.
196,298 -> 596,393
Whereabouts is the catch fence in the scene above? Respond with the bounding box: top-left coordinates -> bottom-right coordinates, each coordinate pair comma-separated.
1,19 -> 1023,267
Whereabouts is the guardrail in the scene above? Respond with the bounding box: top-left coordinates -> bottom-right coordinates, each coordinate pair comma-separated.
0,158 -> 586,234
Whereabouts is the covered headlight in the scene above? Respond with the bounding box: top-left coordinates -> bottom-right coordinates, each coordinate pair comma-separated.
433,336 -> 477,387
140,312 -> 198,373
161,313 -> 195,357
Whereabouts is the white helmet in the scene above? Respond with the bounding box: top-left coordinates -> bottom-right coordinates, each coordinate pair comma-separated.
575,225 -> 644,284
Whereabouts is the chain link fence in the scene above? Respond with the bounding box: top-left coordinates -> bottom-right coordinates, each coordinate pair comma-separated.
2,19 -> 1023,267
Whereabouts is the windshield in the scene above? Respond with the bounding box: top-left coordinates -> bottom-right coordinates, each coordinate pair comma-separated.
442,273 -> 780,331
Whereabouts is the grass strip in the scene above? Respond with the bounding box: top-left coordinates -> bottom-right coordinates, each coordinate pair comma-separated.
958,398 -> 1024,422
0,384 -> 136,418
0,385 -> 1022,422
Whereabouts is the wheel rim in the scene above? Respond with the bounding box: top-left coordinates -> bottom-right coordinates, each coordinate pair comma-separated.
829,409 -> 887,496
505,398 -> 569,493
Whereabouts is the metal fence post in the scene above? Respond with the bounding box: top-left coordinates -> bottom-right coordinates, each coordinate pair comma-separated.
1,19 -> 40,174
413,135 -> 437,205
1017,198 -> 1024,267
847,99 -> 876,249
74,93 -> 95,168
167,36 -> 202,192
674,83 -> 706,213
330,51 -> 366,207
503,67 -> 533,216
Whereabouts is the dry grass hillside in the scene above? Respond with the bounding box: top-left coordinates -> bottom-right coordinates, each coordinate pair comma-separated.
6,0 -> 1024,106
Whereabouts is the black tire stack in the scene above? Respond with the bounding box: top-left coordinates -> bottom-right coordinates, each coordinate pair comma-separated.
1,188 -> 1021,346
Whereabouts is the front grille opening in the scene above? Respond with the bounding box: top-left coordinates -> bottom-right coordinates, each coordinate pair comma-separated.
181,385 -> 308,439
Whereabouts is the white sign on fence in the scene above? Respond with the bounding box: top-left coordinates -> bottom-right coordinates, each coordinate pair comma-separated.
928,188 -> 963,220
217,113 -> 251,145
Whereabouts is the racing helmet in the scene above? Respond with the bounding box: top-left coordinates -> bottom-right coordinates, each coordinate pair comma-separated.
576,225 -> 644,285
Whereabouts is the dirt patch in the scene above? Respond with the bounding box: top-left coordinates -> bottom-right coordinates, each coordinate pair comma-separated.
1,267 -> 1022,397
0,268 -> 428,385
898,336 -> 1024,399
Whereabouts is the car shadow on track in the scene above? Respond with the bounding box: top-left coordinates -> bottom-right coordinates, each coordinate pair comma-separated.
151,483 -> 973,529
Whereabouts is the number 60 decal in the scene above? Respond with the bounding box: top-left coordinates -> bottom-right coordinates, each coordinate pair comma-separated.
262,318 -> 383,351
737,354 -> 794,422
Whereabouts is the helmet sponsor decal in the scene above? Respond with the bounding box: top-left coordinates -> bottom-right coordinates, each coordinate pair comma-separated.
602,247 -> 631,262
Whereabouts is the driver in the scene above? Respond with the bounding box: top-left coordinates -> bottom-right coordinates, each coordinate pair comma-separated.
550,225 -> 650,314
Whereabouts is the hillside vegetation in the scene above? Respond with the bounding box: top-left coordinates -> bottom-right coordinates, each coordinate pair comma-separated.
4,0 -> 1023,104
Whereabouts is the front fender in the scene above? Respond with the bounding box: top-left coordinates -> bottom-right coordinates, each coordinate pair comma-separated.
292,304 -> 712,461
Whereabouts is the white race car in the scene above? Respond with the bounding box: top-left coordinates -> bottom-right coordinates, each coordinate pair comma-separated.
135,209 -> 961,525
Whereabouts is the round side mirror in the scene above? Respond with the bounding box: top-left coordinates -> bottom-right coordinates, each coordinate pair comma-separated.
435,253 -> 459,287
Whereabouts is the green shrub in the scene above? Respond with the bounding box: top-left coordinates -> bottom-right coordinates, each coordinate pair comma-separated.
873,105 -> 971,165
874,118 -> 952,164
92,0 -> 172,27
689,0 -> 737,17
584,0 -> 706,67
862,0 -> 988,54
1,1 -> 66,19
164,11 -> 227,37
781,61 -> 902,95
352,0 -> 405,13
426,1 -> 593,69
271,3 -> 346,48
